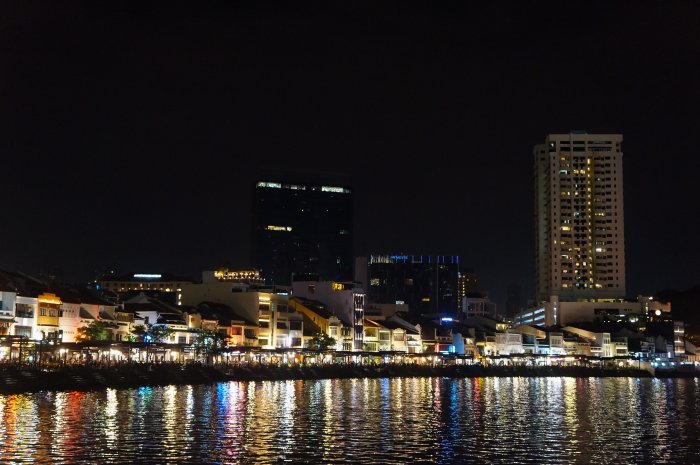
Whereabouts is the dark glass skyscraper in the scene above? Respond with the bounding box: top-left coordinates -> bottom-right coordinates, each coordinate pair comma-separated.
360,255 -> 460,317
252,180 -> 353,286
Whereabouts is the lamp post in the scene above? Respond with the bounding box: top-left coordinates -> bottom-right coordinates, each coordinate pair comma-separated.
39,331 -> 46,366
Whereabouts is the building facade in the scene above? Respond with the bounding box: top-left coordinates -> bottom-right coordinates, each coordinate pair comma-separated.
291,280 -> 365,351
534,132 -> 626,302
462,295 -> 498,319
97,272 -> 194,306
251,180 -> 353,286
358,255 -> 459,317
457,269 -> 479,306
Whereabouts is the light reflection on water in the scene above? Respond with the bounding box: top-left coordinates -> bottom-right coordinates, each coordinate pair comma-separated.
1,378 -> 699,464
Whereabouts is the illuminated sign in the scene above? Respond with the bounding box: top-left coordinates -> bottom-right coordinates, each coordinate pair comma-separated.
134,274 -> 162,279
266,225 -> 292,232
214,270 -> 262,281
321,186 -> 351,194
257,182 -> 282,188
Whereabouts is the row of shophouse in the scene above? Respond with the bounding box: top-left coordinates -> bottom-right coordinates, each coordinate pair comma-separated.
0,269 -> 693,362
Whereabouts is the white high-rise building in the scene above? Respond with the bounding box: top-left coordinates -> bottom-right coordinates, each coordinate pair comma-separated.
534,132 -> 625,303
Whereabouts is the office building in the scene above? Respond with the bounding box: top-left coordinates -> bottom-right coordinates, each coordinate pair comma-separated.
357,255 -> 459,317
457,269 -> 479,307
534,132 -> 626,302
252,180 -> 353,286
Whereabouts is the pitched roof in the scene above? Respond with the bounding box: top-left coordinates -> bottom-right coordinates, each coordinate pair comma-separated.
290,297 -> 334,319
364,318 -> 385,328
80,308 -> 95,319
197,301 -> 256,326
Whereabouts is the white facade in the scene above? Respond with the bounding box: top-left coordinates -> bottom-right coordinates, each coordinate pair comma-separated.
535,132 -> 625,302
58,302 -> 82,343
180,281 -> 304,349
226,293 -> 302,349
0,291 -> 17,336
494,332 -> 524,355
13,296 -> 38,339
514,297 -> 646,327
548,332 -> 566,355
564,326 -> 616,358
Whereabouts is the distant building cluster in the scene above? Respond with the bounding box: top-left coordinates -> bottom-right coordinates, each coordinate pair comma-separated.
0,135 -> 695,367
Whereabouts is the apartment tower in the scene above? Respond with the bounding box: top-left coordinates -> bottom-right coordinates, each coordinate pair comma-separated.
534,132 -> 625,303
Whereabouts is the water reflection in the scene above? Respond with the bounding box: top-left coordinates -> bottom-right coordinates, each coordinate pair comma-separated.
1,378 -> 699,464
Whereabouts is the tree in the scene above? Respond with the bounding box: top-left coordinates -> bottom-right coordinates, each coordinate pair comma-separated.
308,332 -> 336,351
192,328 -> 227,349
130,324 -> 148,342
148,324 -> 174,343
129,324 -> 174,343
76,320 -> 112,342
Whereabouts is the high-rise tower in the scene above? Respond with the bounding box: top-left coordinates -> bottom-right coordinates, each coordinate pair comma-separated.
251,179 -> 353,286
534,132 -> 625,302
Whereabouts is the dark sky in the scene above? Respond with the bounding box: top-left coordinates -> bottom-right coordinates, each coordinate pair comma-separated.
1,2 -> 699,308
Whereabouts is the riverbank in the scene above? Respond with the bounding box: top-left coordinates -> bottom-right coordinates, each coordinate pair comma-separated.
4,362 -> 691,394
0,363 -> 229,394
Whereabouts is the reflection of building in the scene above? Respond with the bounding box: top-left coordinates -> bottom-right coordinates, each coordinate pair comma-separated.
252,179 -> 353,286
357,255 -> 459,317
534,132 -> 626,302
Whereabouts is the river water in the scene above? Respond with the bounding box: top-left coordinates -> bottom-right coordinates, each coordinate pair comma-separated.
1,377 -> 699,464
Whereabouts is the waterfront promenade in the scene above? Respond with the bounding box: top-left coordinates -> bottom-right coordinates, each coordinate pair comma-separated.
0,359 -> 681,394
2,341 -> 697,394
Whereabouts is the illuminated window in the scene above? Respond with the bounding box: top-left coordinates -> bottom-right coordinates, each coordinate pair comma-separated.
321,186 -> 351,193
257,182 -> 281,189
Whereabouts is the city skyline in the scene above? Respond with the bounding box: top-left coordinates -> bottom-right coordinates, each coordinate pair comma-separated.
1,3 -> 699,310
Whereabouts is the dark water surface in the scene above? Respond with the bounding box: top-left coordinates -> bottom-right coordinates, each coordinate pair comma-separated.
1,377 -> 699,464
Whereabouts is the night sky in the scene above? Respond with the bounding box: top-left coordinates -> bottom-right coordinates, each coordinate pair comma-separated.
2,2 -> 698,308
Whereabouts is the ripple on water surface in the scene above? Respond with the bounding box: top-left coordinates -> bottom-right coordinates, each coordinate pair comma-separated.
1,377 -> 699,464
